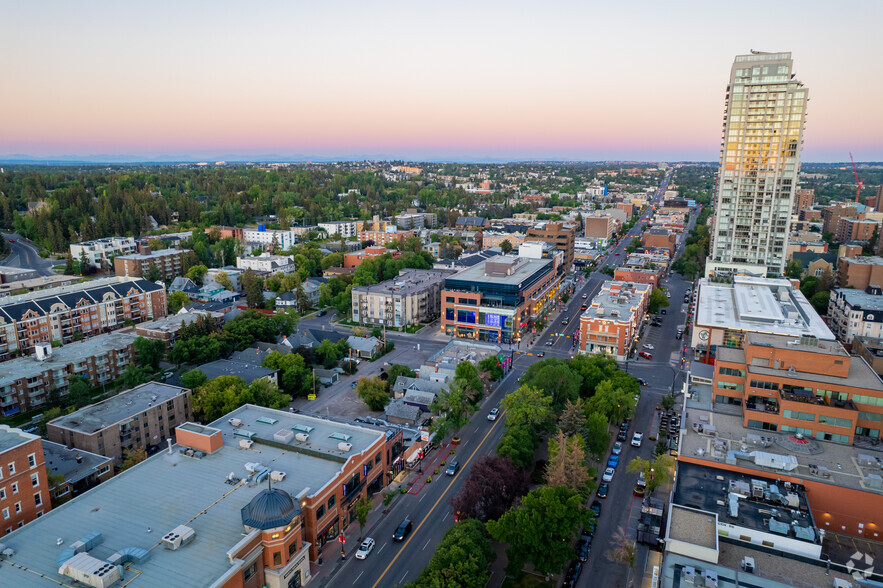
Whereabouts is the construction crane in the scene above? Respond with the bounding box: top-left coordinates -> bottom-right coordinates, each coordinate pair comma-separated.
850,152 -> 865,203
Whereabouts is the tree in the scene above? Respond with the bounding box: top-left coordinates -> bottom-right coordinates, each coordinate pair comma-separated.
570,353 -> 622,398
246,378 -> 291,410
168,291 -> 191,314
587,379 -> 637,424
584,411 -> 611,461
496,425 -> 539,470
65,251 -> 75,275
78,249 -> 90,274
819,266 -> 835,292
242,268 -> 264,308
134,336 -> 165,371
606,528 -> 637,570
192,376 -> 250,422
648,288 -> 670,314
215,271 -> 234,291
357,376 -> 389,411
520,359 -> 582,411
68,377 -> 91,408
558,398 -> 587,439
120,363 -> 152,389
486,486 -> 591,577
145,264 -> 163,282
181,368 -> 207,389
785,259 -> 804,279
187,264 -> 208,286
626,455 -> 674,493
626,237 -> 642,254
452,362 -> 483,404
262,351 -> 310,397
449,456 -> 529,522
321,252 -> 344,270
500,239 -> 513,253
121,447 -> 148,470
478,356 -> 503,382
430,385 -> 475,440
500,385 -> 555,431
407,519 -> 495,588
354,496 -> 371,541
545,430 -> 594,497
810,290 -> 830,314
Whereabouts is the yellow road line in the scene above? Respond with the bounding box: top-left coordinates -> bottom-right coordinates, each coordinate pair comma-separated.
371,413 -> 506,588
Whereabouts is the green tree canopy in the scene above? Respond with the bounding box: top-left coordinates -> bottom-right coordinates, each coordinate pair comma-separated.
357,376 -> 390,411
407,519 -> 495,588
133,336 -> 165,371
586,379 -> 637,424
180,368 -> 207,389
520,359 -> 582,411
168,291 -> 191,314
500,385 -> 555,431
648,288 -> 670,314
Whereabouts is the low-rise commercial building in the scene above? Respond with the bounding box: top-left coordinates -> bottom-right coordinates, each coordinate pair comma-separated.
828,286 -> 883,343
0,277 -> 166,359
642,228 -> 678,256
441,255 -> 562,343
69,237 -> 137,270
837,256 -> 883,290
577,281 -> 651,359
114,248 -> 186,281
352,269 -> 447,328
0,425 -> 51,534
47,382 -> 192,464
0,405 -> 405,585
0,333 -> 138,415
236,253 -> 297,274
691,276 -> 834,363
613,267 -> 663,288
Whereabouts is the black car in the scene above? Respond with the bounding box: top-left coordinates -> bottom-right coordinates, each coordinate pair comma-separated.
392,519 -> 412,541
590,500 -> 602,517
576,537 -> 590,562
636,377 -> 647,386
562,561 -> 582,587
597,483 -> 609,499
617,430 -> 628,442
317,309 -> 327,317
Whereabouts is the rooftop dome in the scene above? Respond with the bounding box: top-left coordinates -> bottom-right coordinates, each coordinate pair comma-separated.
240,488 -> 301,530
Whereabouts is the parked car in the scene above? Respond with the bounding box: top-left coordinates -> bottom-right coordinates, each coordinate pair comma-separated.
576,536 -> 590,562
317,309 -> 327,317
355,538 -> 375,559
617,430 -> 628,442
612,441 -> 622,455
607,454 -> 620,469
393,519 -> 413,541
602,467 -> 615,482
632,432 -> 643,447
487,408 -> 499,421
639,351 -> 653,360
590,500 -> 602,517
634,474 -> 647,497
562,561 -> 583,588
642,343 -> 654,350
660,309 -> 667,315
597,483 -> 609,499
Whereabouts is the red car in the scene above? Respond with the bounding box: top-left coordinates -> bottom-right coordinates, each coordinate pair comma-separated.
639,351 -> 653,360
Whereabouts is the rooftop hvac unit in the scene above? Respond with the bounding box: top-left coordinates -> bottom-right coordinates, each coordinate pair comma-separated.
295,433 -> 310,442
228,418 -> 243,428
270,471 -> 286,482
338,442 -> 353,452
740,556 -> 755,573
161,525 -> 196,551
832,580 -> 853,588
239,439 -> 254,450
58,552 -> 122,588
274,429 -> 295,444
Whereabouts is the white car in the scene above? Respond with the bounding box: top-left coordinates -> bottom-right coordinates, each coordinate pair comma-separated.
612,441 -> 622,455
602,467 -> 615,482
631,432 -> 643,447
642,343 -> 654,350
487,408 -> 499,421
355,538 -> 374,559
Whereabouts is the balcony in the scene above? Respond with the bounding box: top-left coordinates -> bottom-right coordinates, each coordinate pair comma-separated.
746,394 -> 780,414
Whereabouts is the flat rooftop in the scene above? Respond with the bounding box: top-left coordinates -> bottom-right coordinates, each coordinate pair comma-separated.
833,287 -> 883,311
680,404 -> 883,495
137,310 -> 223,334
49,382 -> 189,434
116,248 -> 181,261
581,281 -> 651,322
0,424 -> 39,453
446,256 -> 552,286
673,462 -> 818,544
196,359 -> 278,385
427,340 -> 501,367
0,405 -> 386,587
43,440 -> 112,485
668,504 -> 717,550
695,276 -> 834,340
842,255 -> 883,266
0,331 -> 139,389
354,268 -> 448,295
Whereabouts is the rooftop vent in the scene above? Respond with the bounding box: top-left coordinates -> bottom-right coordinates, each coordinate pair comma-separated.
161,525 -> 196,551
338,442 -> 353,452
228,418 -> 243,428
295,433 -> 310,442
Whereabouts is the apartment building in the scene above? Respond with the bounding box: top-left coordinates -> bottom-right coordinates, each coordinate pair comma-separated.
343,246 -> 397,269
236,253 -> 297,274
243,227 -> 298,250
394,213 -> 437,230
481,232 -> 525,250
47,382 -> 192,465
0,426 -> 50,535
441,255 -> 563,344
134,310 -> 224,345
113,248 -> 186,281
42,441 -> 113,506
584,214 -> 616,239
351,269 -> 448,328
0,334 -> 137,415
828,286 -> 883,343
837,256 -> 883,289
69,237 -> 137,270
792,187 -> 815,215
1,405 -> 404,586
835,217 -> 878,244
357,229 -> 414,246
0,274 -> 79,298
525,221 -> 577,271
822,203 -> 859,235
577,281 -> 651,359
707,52 -> 808,277
318,220 -> 359,238
0,277 -> 166,359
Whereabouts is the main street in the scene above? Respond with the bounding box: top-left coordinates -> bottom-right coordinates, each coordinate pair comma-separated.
313,170 -> 695,587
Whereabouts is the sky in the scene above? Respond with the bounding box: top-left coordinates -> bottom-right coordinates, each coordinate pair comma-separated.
2,0 -> 881,163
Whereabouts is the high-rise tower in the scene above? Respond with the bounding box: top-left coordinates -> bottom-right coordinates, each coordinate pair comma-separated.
706,51 -> 808,277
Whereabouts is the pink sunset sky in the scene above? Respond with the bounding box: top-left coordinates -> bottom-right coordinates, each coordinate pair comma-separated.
2,0 -> 881,162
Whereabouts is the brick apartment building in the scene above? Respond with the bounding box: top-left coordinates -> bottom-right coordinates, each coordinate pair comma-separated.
584,215 -> 616,239
0,334 -> 138,415
42,441 -> 113,506
642,228 -> 678,256
835,217 -> 878,244
357,229 -> 414,247
613,267 -> 663,288
525,221 -> 577,271
343,246 -> 398,269
0,277 -> 166,359
837,256 -> 883,289
578,281 -> 651,359
0,425 -> 50,535
792,188 -> 814,215
822,203 -> 859,235
114,248 -> 186,281
47,382 -> 192,465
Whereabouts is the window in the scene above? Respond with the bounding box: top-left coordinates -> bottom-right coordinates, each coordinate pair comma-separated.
27,454 -> 36,468
750,380 -> 778,391
11,483 -> 18,495
7,463 -> 14,476
783,410 -> 815,422
317,505 -> 325,519
273,552 -> 282,566
853,395 -> 883,407
243,563 -> 257,581
719,367 -> 745,378
859,411 -> 883,422
14,502 -> 21,514
289,540 -> 298,557
1,508 -> 7,520
34,493 -> 42,507
375,453 -> 381,464
328,495 -> 335,510
818,415 -> 851,428
31,473 -> 38,488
